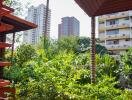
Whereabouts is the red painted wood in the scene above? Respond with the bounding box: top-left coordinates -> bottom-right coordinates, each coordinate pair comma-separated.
0,94 -> 6,99
0,62 -> 12,67
0,23 -> 14,33
0,1 -> 37,98
0,91 -> 6,98
0,80 -> 10,87
0,42 -> 12,48
75,0 -> 132,17
2,5 -> 14,12
0,34 -> 6,79
0,87 -> 15,94
0,97 -> 7,100
0,0 -> 37,34
0,0 -> 14,14
0,0 -> 3,7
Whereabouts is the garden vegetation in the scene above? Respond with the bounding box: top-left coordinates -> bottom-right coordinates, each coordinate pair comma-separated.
3,36 -> 132,100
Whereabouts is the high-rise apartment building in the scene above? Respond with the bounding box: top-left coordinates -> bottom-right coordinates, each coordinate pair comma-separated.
23,4 -> 51,45
98,11 -> 132,55
58,17 -> 80,39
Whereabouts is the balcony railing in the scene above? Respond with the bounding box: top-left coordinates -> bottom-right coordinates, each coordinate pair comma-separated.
106,33 -> 130,40
106,43 -> 132,50
98,15 -> 106,22
99,25 -> 105,32
106,23 -> 130,30
99,34 -> 106,41
99,11 -> 129,21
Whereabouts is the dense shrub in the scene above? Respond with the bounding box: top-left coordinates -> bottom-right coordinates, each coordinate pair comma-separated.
3,37 -> 132,100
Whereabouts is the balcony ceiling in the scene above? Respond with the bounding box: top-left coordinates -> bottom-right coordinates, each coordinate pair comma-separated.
75,0 -> 132,17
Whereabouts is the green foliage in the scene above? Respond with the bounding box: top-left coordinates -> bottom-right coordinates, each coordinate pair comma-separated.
96,44 -> 108,55
38,36 -> 108,56
4,0 -> 23,15
58,36 -> 79,52
16,44 -> 36,67
3,37 -> 132,99
120,48 -> 132,88
14,52 -> 120,100
97,54 -> 119,79
77,37 -> 90,48
121,48 -> 132,66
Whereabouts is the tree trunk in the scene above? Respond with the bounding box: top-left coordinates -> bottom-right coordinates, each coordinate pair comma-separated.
44,0 -> 49,49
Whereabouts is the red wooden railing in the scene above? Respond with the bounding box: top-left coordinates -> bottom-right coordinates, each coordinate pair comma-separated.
0,0 -> 15,99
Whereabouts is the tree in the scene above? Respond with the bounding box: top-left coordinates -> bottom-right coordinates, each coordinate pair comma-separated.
58,36 -> 79,52
96,44 -> 108,55
4,0 -> 23,15
78,37 -> 90,48
16,44 -> 36,67
3,37 -> 132,99
120,48 -> 132,88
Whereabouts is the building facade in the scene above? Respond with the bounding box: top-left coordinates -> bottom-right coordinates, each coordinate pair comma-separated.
23,4 -> 51,45
98,11 -> 132,55
58,17 -> 80,39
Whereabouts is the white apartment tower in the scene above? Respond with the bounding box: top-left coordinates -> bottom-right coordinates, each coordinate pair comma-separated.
98,11 -> 132,55
23,4 -> 51,45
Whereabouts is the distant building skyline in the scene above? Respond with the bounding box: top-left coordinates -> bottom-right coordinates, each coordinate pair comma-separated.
20,0 -> 91,39
58,17 -> 80,39
23,4 -> 51,45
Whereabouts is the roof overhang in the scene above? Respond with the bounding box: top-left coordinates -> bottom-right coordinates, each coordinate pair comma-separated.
1,14 -> 37,34
75,0 -> 132,17
0,0 -> 37,34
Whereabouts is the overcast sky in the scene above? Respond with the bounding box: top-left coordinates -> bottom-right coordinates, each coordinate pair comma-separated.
20,0 -> 98,39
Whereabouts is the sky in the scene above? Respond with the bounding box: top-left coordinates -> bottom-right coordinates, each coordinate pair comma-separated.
20,0 -> 98,39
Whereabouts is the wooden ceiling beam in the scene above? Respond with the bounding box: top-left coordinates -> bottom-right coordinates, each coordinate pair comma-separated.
75,0 -> 132,16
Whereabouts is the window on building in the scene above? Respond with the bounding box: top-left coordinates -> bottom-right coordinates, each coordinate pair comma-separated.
124,17 -> 129,20
106,19 -> 118,26
106,40 -> 113,45
99,22 -> 104,24
106,29 -> 119,35
125,39 -> 130,41
106,40 -> 119,45
114,40 -> 119,44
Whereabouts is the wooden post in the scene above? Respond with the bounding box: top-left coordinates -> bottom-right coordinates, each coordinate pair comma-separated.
91,17 -> 96,84
0,34 -> 6,79
11,32 -> 15,63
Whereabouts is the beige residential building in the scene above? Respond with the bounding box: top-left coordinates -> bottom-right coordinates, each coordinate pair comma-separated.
98,11 -> 132,55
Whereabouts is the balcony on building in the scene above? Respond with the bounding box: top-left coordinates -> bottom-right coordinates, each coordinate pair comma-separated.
106,33 -> 131,40
106,41 -> 132,51
106,22 -> 130,30
99,32 -> 106,41
99,11 -> 129,21
98,15 -> 106,22
99,22 -> 105,32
